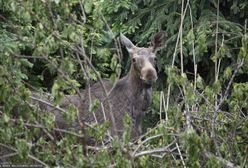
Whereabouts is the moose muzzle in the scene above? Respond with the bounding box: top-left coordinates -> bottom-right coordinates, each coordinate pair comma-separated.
140,62 -> 157,87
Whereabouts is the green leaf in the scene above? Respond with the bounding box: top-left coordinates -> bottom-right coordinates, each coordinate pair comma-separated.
51,82 -> 60,96
196,75 -> 204,89
223,67 -> 232,80
84,1 -> 93,14
122,113 -> 132,144
89,99 -> 100,113
110,54 -> 117,71
63,58 -> 76,75
63,104 -> 78,124
53,0 -> 60,4
186,29 -> 195,45
15,139 -> 30,159
212,80 -> 221,93
44,112 -> 55,130
54,91 -> 64,105
2,114 -> 10,123
110,73 -> 117,85
19,58 -> 33,68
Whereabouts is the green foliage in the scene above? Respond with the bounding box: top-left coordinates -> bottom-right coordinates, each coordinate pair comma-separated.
122,113 -> 132,144
64,104 -> 78,124
89,99 -> 100,113
182,129 -> 202,167
205,156 -> 224,168
15,139 -> 30,159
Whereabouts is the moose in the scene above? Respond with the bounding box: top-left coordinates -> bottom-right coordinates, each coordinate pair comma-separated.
34,32 -> 165,139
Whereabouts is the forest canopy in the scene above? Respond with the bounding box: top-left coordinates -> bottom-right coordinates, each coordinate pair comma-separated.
0,0 -> 248,167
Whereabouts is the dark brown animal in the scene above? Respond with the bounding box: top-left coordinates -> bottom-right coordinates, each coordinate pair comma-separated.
42,32 -> 165,139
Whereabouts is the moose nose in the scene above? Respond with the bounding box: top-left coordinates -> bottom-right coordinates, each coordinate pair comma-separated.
140,68 -> 157,85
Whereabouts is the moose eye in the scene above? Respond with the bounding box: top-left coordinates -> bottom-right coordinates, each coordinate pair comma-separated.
132,57 -> 137,63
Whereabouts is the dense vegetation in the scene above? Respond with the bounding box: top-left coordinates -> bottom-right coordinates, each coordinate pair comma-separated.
0,0 -> 247,167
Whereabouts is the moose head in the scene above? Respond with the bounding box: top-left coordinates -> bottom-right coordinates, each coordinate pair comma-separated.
120,32 -> 165,87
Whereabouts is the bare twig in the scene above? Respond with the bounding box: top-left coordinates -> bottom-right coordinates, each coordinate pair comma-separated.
188,4 -> 197,92
10,119 -> 84,138
28,97 -> 99,132
0,152 -> 18,160
180,0 -> 185,76
211,0 -> 222,157
30,96 -> 67,114
76,46 -> 117,135
165,0 -> 190,116
79,1 -> 87,24
13,54 -> 47,59
175,141 -> 186,168
0,143 -> 49,167
203,151 -> 240,168
216,58 -> 245,111
101,102 -> 113,142
134,145 -> 172,158
100,13 -> 123,95
132,134 -> 164,155
159,91 -> 168,121
40,56 -> 87,148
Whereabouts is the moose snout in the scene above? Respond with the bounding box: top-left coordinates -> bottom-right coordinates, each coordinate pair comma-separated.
140,67 -> 157,86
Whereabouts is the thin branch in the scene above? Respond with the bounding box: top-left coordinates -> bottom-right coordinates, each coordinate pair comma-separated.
134,145 -> 171,158
175,141 -> 186,168
132,134 -> 164,155
216,58 -> 245,111
203,151 -> 240,168
13,54 -> 47,59
30,96 -> 67,114
211,0 -> 222,157
27,97 -> 99,132
0,143 -> 49,167
79,0 -> 87,24
159,91 -> 167,121
165,0 -> 190,115
214,0 -> 220,82
100,13 -> 123,95
188,4 -> 197,92
180,0 -> 185,76
101,102 -> 113,142
75,46 -> 117,135
0,152 -> 18,160
10,119 -> 84,138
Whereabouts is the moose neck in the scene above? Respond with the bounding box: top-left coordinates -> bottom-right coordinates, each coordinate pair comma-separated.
127,64 -> 152,94
124,64 -> 153,111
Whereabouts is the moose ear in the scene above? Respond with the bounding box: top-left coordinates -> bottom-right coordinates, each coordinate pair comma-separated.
151,32 -> 165,53
120,33 -> 135,53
